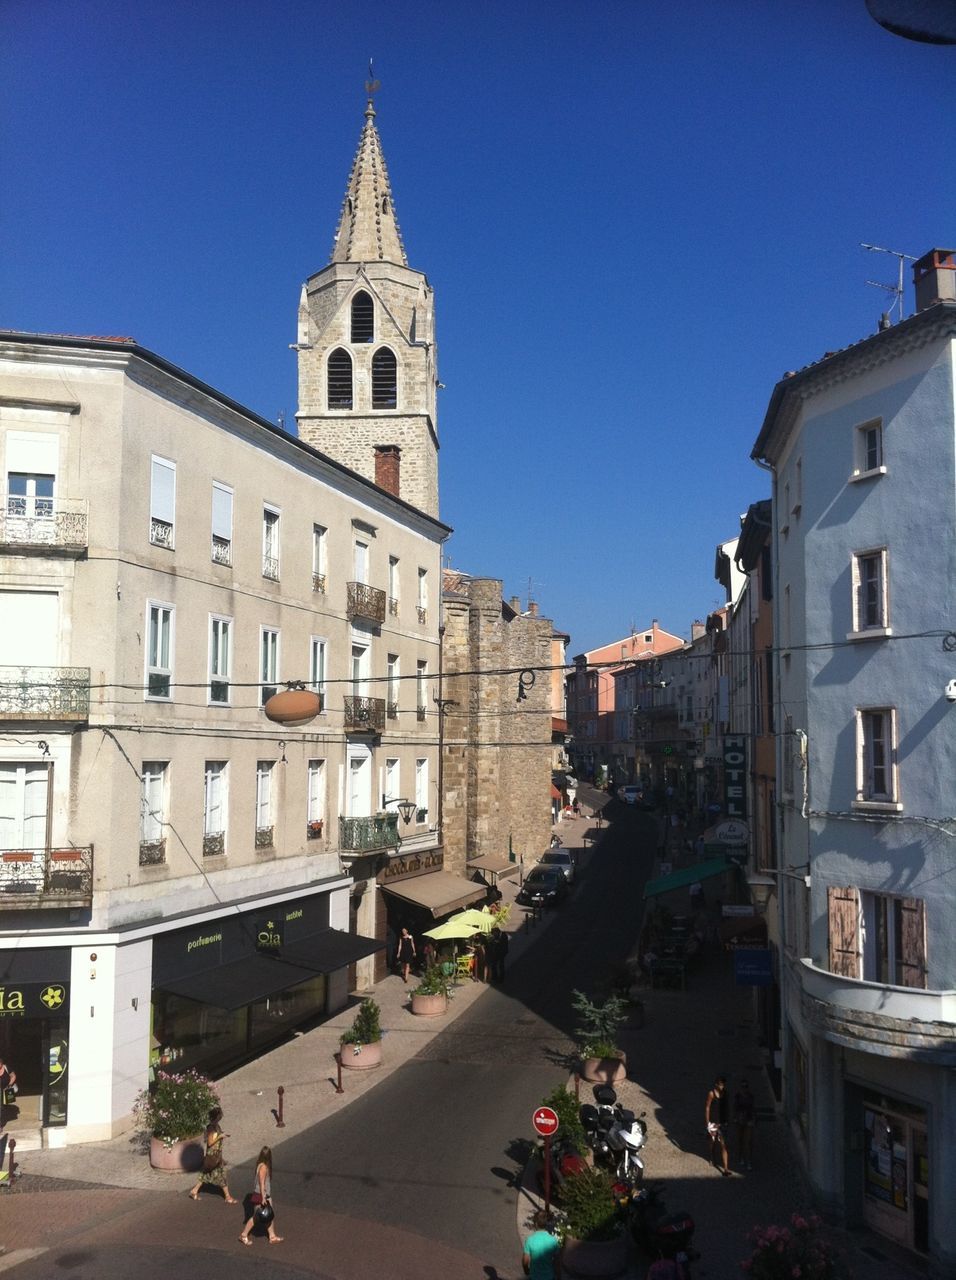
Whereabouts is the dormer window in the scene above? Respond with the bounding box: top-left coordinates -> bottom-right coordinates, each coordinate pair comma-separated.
351,291 -> 374,343
327,348 -> 353,409
372,347 -> 397,409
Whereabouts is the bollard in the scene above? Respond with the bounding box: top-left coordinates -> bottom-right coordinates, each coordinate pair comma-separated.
333,1052 -> 344,1095
276,1085 -> 285,1127
574,1073 -> 580,1102
7,1137 -> 15,1183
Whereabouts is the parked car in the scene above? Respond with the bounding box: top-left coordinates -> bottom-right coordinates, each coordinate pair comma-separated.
537,849 -> 575,884
516,867 -> 569,908
620,785 -> 643,806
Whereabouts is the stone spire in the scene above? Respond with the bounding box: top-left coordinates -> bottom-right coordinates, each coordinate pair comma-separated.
330,95 -> 407,266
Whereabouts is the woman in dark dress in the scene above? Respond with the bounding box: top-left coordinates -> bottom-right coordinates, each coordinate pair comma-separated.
396,927 -> 416,983
189,1106 -> 238,1203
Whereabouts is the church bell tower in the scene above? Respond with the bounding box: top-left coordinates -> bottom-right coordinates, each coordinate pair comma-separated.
295,89 -> 439,518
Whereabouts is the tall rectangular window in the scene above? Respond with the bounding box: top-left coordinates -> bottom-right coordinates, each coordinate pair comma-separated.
0,763 -> 49,850
353,539 -> 369,584
262,507 -> 280,580
387,653 -> 400,718
307,758 -> 326,834
415,757 -> 428,822
5,431 -> 57,519
854,419 -> 884,476
417,568 -> 428,623
211,482 -> 233,566
150,456 -> 175,548
388,555 -> 400,615
203,761 -> 227,856
310,637 -> 327,706
312,524 -> 327,593
858,708 -> 897,804
416,660 -> 427,721
209,616 -> 232,704
384,757 -> 400,809
255,761 -> 274,847
260,627 -> 279,705
140,761 -> 167,864
147,603 -> 173,699
851,549 -> 888,632
861,892 -> 927,988
351,641 -> 369,697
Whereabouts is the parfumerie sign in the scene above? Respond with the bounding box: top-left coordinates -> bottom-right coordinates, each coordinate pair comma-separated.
723,736 -> 747,820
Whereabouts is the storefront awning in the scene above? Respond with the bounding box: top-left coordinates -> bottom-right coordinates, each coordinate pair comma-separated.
156,929 -> 382,1011
643,857 -> 733,900
383,871 -> 486,918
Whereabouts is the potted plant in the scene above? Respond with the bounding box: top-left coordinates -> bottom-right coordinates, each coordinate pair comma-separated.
572,990 -> 628,1084
557,1166 -> 629,1277
410,964 -> 451,1017
740,1213 -> 854,1279
339,997 -> 383,1070
541,1084 -> 588,1157
133,1069 -> 220,1172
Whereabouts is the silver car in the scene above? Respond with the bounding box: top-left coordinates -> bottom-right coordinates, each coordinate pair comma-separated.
537,849 -> 575,884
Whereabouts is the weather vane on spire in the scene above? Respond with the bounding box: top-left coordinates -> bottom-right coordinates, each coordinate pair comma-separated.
365,59 -> 380,99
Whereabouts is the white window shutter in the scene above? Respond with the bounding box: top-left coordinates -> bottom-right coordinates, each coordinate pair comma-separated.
151,458 -> 175,523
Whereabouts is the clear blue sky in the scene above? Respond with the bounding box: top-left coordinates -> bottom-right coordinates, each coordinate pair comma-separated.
3,0 -> 953,654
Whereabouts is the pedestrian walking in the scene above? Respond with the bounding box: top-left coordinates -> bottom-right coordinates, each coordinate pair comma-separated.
734,1078 -> 755,1169
421,938 -> 437,972
571,797 -> 580,817
395,927 -> 416,983
489,925 -> 509,981
189,1105 -> 238,1203
239,1145 -> 283,1245
471,934 -> 488,982
0,1057 -> 17,1126
705,1074 -> 732,1176
522,1208 -> 562,1278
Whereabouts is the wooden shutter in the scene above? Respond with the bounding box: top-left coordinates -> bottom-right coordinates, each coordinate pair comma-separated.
896,898 -> 927,989
828,886 -> 861,978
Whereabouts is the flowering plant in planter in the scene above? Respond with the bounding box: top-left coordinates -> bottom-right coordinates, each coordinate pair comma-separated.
740,1214 -> 854,1279
133,1070 -> 220,1148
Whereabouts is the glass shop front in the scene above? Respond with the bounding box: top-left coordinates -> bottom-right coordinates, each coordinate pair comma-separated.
150,892 -> 380,1078
0,946 -> 70,1129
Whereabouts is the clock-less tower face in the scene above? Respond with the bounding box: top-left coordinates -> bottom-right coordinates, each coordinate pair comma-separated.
295,99 -> 439,519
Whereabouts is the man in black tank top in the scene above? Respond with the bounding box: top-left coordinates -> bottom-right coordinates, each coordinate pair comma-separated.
705,1074 -> 732,1176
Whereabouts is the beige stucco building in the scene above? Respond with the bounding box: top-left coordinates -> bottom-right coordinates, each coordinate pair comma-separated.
0,94 -> 455,1147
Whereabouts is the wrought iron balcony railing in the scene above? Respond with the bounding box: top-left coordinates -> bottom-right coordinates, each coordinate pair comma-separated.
417,605 -> 427,625
0,667 -> 90,721
417,705 -> 427,722
306,819 -> 324,840
211,536 -> 232,566
150,518 -> 173,549
202,832 -> 225,857
0,492 -> 89,553
344,695 -> 386,733
387,701 -> 399,720
0,845 -> 94,905
255,825 -> 274,849
388,596 -> 399,616
312,572 -> 327,594
347,581 -> 386,626
262,555 -> 279,581
139,838 -> 166,866
339,812 -> 399,852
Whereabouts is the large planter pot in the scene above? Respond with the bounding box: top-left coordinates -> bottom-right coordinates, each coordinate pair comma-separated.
410,992 -> 447,1017
562,1232 -> 628,1278
149,1134 -> 204,1172
339,1038 -> 382,1071
580,1052 -> 627,1085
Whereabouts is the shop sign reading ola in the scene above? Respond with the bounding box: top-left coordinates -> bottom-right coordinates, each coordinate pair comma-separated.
723,736 -> 748,820
0,982 -> 69,1018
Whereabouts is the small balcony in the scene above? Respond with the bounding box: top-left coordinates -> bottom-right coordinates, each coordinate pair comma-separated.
0,492 -> 89,555
339,813 -> 399,853
255,825 -> 275,850
312,572 -> 326,594
347,581 -> 386,626
0,846 -> 94,907
139,838 -> 166,867
211,536 -> 232,567
202,832 -> 225,857
0,666 -> 90,722
344,695 -> 386,734
794,956 -> 956,1063
262,555 -> 279,582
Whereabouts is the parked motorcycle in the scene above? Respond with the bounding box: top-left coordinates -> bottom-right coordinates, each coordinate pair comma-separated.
579,1083 -> 648,1183
630,1181 -> 697,1271
536,1131 -> 588,1202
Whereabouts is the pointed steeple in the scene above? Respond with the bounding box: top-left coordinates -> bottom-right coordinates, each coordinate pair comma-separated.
330,94 -> 407,266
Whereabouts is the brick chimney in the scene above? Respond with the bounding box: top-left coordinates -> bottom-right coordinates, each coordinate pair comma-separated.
374,445 -> 401,497
528,601 -> 539,616
509,595 -> 521,612
913,249 -> 956,311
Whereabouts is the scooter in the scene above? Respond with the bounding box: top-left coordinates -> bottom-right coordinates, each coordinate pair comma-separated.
631,1182 -> 697,1271
579,1083 -> 648,1182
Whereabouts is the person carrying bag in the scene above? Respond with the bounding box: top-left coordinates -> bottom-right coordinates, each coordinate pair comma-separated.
240,1145 -> 283,1245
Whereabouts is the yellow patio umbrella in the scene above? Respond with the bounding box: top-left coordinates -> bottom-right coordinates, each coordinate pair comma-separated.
446,907 -> 495,934
423,917 -> 483,941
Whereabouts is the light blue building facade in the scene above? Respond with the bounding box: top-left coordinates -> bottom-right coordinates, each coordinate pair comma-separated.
752,250 -> 956,1274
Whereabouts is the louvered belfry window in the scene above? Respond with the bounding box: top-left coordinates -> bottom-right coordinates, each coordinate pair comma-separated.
372,348 -> 397,410
327,348 -> 353,409
351,291 -> 374,343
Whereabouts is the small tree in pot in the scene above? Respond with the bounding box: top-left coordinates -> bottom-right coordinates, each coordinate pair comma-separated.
339,997 -> 383,1070
557,1166 -> 629,1275
410,965 -> 451,1016
572,990 -> 629,1083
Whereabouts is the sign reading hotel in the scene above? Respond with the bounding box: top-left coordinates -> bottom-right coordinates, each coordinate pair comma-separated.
723,736 -> 748,820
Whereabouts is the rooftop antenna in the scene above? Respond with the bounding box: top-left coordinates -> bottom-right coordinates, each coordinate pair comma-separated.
861,243 -> 917,324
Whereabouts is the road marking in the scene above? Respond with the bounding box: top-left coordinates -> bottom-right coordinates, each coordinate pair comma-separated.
0,1248 -> 48,1273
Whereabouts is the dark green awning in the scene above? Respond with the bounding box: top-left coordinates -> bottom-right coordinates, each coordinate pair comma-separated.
643,857 -> 733,900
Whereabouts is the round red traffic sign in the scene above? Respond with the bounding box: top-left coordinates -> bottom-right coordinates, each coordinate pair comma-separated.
532,1106 -> 560,1137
